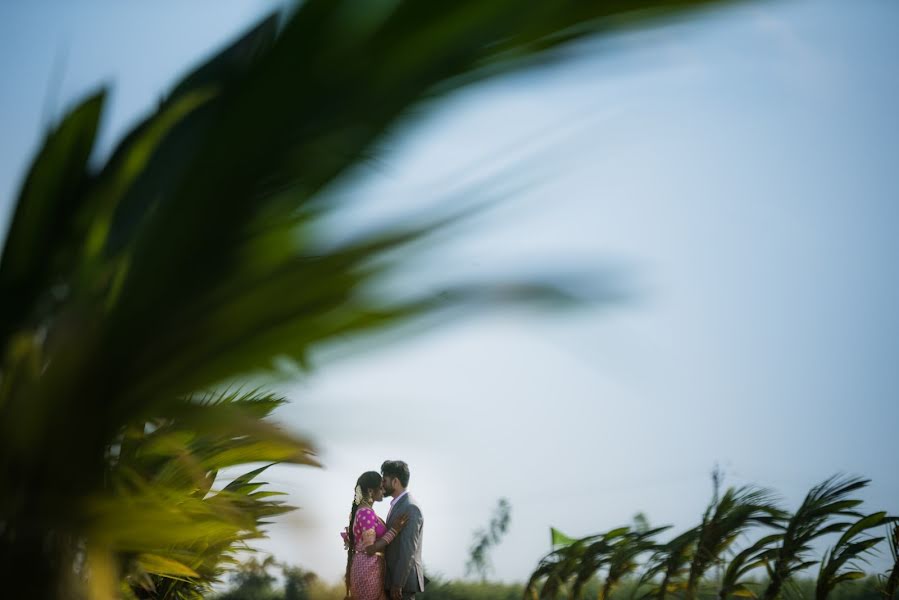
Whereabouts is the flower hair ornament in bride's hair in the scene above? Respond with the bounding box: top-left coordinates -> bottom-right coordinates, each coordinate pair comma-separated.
354,484 -> 364,505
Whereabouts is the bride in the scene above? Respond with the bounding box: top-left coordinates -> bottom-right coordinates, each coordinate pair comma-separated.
342,471 -> 408,600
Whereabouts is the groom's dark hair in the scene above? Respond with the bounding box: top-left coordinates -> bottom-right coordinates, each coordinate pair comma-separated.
381,460 -> 410,487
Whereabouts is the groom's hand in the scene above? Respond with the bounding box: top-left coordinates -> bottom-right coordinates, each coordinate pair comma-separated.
390,586 -> 402,600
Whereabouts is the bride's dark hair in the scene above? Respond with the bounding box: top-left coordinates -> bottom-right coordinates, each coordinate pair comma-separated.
345,471 -> 382,594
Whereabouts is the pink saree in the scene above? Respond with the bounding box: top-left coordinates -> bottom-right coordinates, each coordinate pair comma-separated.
346,507 -> 388,600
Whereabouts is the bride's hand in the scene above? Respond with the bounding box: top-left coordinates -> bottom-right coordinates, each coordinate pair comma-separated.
390,514 -> 409,536
393,513 -> 410,532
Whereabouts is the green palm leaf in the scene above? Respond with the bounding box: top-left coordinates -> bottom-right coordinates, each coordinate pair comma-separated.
814,512 -> 895,600
569,527 -> 639,599
1,1 -> 740,597
880,524 -> 899,600
686,486 -> 783,600
718,534 -> 783,600
637,527 -> 701,600
600,528 -> 671,600
760,475 -> 870,600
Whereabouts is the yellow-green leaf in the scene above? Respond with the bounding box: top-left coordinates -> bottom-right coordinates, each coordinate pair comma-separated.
137,553 -> 200,578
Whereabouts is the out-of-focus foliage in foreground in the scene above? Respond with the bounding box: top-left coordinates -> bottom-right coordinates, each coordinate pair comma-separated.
0,1 -> 733,598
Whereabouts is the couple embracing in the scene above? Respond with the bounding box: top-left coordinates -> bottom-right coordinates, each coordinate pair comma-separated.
342,460 -> 425,600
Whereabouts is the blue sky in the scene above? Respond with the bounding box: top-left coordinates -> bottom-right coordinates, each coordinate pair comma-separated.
1,0 -> 897,584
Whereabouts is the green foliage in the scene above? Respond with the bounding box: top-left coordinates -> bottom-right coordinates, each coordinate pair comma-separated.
718,534 -> 782,599
468,498 -> 513,581
599,527 -> 671,600
686,486 -> 783,600
2,0 -> 745,597
524,475 -> 892,600
217,556 -> 279,600
421,578 -> 527,600
525,541 -> 588,599
212,557 -> 317,600
816,513 -> 896,600
875,523 -> 899,600
284,568 -> 316,600
103,390 -> 315,599
524,525 -> 668,600
639,527 -> 701,600
220,574 -> 894,600
759,476 -> 870,600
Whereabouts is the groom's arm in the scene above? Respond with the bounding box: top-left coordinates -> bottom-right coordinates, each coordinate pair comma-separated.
389,505 -> 422,590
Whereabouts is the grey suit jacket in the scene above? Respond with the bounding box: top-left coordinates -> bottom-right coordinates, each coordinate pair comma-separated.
384,493 -> 425,593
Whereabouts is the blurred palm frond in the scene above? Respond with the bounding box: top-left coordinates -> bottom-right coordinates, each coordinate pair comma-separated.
0,1 -> 738,597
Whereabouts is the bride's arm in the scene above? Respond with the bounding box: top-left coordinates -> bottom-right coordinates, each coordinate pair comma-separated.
357,508 -> 379,550
360,528 -> 377,548
364,513 -> 409,555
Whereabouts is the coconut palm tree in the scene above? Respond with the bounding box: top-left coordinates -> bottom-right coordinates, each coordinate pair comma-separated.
111,389 -> 315,599
528,525 -> 668,600
0,1 -> 740,597
717,534 -> 783,600
216,554 -> 279,600
758,475 -> 870,600
881,524 -> 899,600
599,528 -> 671,600
815,512 -> 895,600
526,541 -> 590,600
567,528 -> 628,599
636,527 -> 701,600
685,486 -> 782,600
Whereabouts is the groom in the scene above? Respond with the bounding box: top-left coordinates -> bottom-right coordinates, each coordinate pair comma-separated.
381,460 -> 425,600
